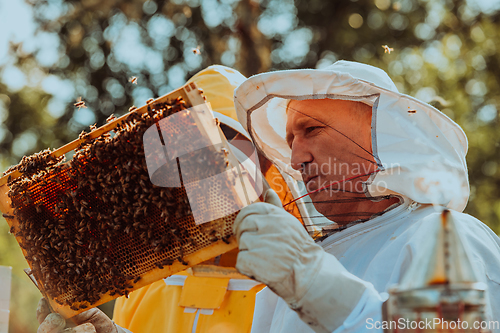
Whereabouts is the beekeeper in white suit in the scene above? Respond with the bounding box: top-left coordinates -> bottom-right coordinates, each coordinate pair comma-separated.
232,60 -> 500,332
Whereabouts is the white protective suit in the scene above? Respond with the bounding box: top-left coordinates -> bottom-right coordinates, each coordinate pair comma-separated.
233,61 -> 500,332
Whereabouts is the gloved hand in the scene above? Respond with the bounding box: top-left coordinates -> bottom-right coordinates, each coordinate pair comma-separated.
37,298 -> 132,333
233,189 -> 368,333
233,189 -> 325,305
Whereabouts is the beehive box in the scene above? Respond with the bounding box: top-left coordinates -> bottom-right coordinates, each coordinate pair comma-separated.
0,82 -> 259,318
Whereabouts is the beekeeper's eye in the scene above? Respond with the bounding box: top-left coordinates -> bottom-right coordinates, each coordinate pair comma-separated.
305,126 -> 323,135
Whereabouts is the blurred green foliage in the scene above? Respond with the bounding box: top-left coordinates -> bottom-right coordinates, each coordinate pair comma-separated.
1,0 -> 500,332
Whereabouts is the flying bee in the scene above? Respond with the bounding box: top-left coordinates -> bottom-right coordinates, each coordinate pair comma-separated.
192,45 -> 201,55
382,45 -> 394,54
74,97 -> 87,110
129,76 -> 138,84
2,213 -> 14,219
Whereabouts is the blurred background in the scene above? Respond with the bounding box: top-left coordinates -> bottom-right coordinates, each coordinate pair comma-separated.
0,0 -> 499,331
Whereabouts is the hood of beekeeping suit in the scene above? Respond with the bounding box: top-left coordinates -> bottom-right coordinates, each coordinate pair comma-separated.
234,60 -> 469,212
186,65 -> 257,180
187,65 -> 250,140
187,65 -> 247,121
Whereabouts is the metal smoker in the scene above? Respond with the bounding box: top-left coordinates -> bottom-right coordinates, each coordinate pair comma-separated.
384,209 -> 491,333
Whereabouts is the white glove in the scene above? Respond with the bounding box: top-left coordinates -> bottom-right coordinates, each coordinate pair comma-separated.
233,189 -> 368,333
37,298 -> 132,333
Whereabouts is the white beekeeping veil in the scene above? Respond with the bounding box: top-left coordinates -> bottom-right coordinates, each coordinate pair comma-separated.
234,60 -> 469,213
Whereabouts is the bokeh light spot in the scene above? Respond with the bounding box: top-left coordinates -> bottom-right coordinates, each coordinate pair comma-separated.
477,104 -> 497,122
375,0 -> 391,10
348,13 -> 364,29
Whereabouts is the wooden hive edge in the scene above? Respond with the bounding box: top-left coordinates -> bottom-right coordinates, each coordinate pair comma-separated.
51,237 -> 238,318
0,82 -> 206,187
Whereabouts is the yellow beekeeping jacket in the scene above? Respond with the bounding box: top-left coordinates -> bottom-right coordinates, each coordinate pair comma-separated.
113,249 -> 270,333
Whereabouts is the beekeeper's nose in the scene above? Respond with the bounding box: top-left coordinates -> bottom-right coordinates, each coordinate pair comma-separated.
290,139 -> 313,173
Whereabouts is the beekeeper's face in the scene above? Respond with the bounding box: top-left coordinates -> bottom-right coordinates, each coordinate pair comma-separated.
285,98 -> 377,223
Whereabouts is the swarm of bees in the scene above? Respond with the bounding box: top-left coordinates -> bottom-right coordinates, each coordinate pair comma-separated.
3,149 -> 64,178
6,97 -> 236,311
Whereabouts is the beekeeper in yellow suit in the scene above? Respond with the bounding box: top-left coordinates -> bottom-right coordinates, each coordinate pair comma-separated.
36,65 -> 279,333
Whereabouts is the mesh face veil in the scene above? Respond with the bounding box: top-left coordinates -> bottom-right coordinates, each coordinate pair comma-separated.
279,97 -> 400,229
234,61 -> 469,233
